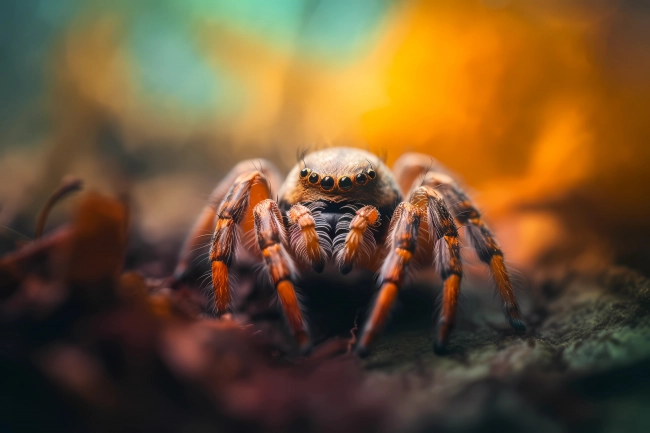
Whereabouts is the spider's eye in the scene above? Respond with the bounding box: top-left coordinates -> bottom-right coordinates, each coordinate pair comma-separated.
367,169 -> 376,179
300,168 -> 310,178
320,176 -> 335,190
355,173 -> 368,185
308,173 -> 320,184
338,176 -> 353,191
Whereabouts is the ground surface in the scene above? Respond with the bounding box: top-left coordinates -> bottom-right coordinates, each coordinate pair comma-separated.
363,267 -> 650,432
1,193 -> 649,433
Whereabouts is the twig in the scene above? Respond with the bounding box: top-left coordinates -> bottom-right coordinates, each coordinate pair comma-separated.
35,177 -> 83,239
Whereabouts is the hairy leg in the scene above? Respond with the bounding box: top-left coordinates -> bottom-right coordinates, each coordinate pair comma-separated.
421,171 -> 525,332
412,186 -> 464,353
356,186 -> 462,355
356,201 -> 421,356
173,159 -> 282,282
254,199 -> 309,351
393,153 -> 525,333
205,169 -> 273,314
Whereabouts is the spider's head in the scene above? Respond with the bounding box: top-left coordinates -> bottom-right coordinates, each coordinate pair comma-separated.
279,147 -> 401,208
298,156 -> 376,194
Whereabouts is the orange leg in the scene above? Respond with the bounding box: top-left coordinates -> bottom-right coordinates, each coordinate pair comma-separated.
356,201 -> 422,356
415,186 -> 464,353
334,205 -> 380,274
173,160 -> 281,283
356,186 -> 464,356
206,170 -> 272,314
392,153 -> 525,350
422,172 -> 525,332
254,199 -> 310,352
287,204 -> 328,272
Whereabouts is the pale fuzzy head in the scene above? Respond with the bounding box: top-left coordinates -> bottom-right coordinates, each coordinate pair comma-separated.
279,147 -> 402,208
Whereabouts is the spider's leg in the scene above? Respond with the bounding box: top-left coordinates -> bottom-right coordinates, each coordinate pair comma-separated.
206,170 -> 272,314
422,172 -> 525,332
254,199 -> 310,351
392,154 -> 525,339
334,205 -> 380,274
413,186 -> 464,353
173,159 -> 281,283
391,152 -> 451,196
287,204 -> 327,272
356,185 -> 463,356
356,201 -> 422,356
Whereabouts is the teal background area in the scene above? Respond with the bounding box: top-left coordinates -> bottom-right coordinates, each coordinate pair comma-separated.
0,0 -> 393,143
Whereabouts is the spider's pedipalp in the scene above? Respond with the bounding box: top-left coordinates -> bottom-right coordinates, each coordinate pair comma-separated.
334,205 -> 380,274
304,201 -> 332,258
254,199 -> 310,351
287,204 -> 326,272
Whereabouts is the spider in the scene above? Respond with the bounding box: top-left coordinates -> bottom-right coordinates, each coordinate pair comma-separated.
173,147 -> 525,356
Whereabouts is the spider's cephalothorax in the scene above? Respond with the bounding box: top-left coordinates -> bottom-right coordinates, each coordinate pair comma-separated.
174,147 -> 525,355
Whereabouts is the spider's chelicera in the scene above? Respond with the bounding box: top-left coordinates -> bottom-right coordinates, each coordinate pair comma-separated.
174,147 -> 525,356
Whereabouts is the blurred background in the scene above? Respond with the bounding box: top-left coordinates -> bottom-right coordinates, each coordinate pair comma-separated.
3,2 -> 650,432
1,0 -> 649,277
